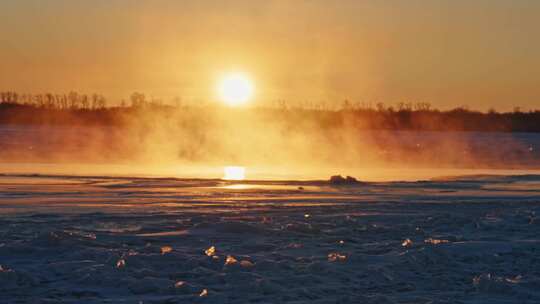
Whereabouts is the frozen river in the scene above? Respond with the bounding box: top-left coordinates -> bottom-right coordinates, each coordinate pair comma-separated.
0,174 -> 540,303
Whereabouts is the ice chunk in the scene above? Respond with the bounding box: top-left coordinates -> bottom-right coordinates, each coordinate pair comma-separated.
116,259 -> 126,269
174,281 -> 186,288
424,238 -> 449,245
205,246 -> 216,257
328,252 -> 347,262
402,238 -> 413,247
240,260 -> 254,268
225,255 -> 238,266
161,246 -> 173,255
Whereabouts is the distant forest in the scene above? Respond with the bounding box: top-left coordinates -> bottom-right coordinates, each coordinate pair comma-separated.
0,91 -> 539,132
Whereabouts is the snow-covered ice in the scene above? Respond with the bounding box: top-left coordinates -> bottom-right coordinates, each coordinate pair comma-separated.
1,174 -> 540,303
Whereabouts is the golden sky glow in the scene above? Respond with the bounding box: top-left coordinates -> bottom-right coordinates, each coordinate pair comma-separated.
1,0 -> 539,110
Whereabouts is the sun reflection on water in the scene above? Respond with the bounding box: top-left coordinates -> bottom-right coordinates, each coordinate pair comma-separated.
223,166 -> 246,180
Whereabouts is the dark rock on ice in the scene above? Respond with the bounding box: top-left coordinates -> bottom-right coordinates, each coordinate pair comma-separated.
329,175 -> 361,185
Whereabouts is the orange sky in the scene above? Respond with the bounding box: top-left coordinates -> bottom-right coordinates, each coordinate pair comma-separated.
1,0 -> 539,110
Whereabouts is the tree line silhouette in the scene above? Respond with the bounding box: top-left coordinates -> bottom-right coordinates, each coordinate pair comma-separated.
0,91 -> 107,110
0,91 -> 539,132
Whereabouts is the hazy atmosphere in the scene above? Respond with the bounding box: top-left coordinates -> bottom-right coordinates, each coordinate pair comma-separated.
2,0 -> 540,110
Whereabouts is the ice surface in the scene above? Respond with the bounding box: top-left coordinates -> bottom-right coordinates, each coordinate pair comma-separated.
1,174 -> 540,303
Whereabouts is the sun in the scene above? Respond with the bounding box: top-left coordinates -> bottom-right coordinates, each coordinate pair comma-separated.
217,73 -> 254,106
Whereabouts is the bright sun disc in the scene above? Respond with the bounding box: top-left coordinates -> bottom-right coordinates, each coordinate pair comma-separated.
223,166 -> 246,180
218,73 -> 254,106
